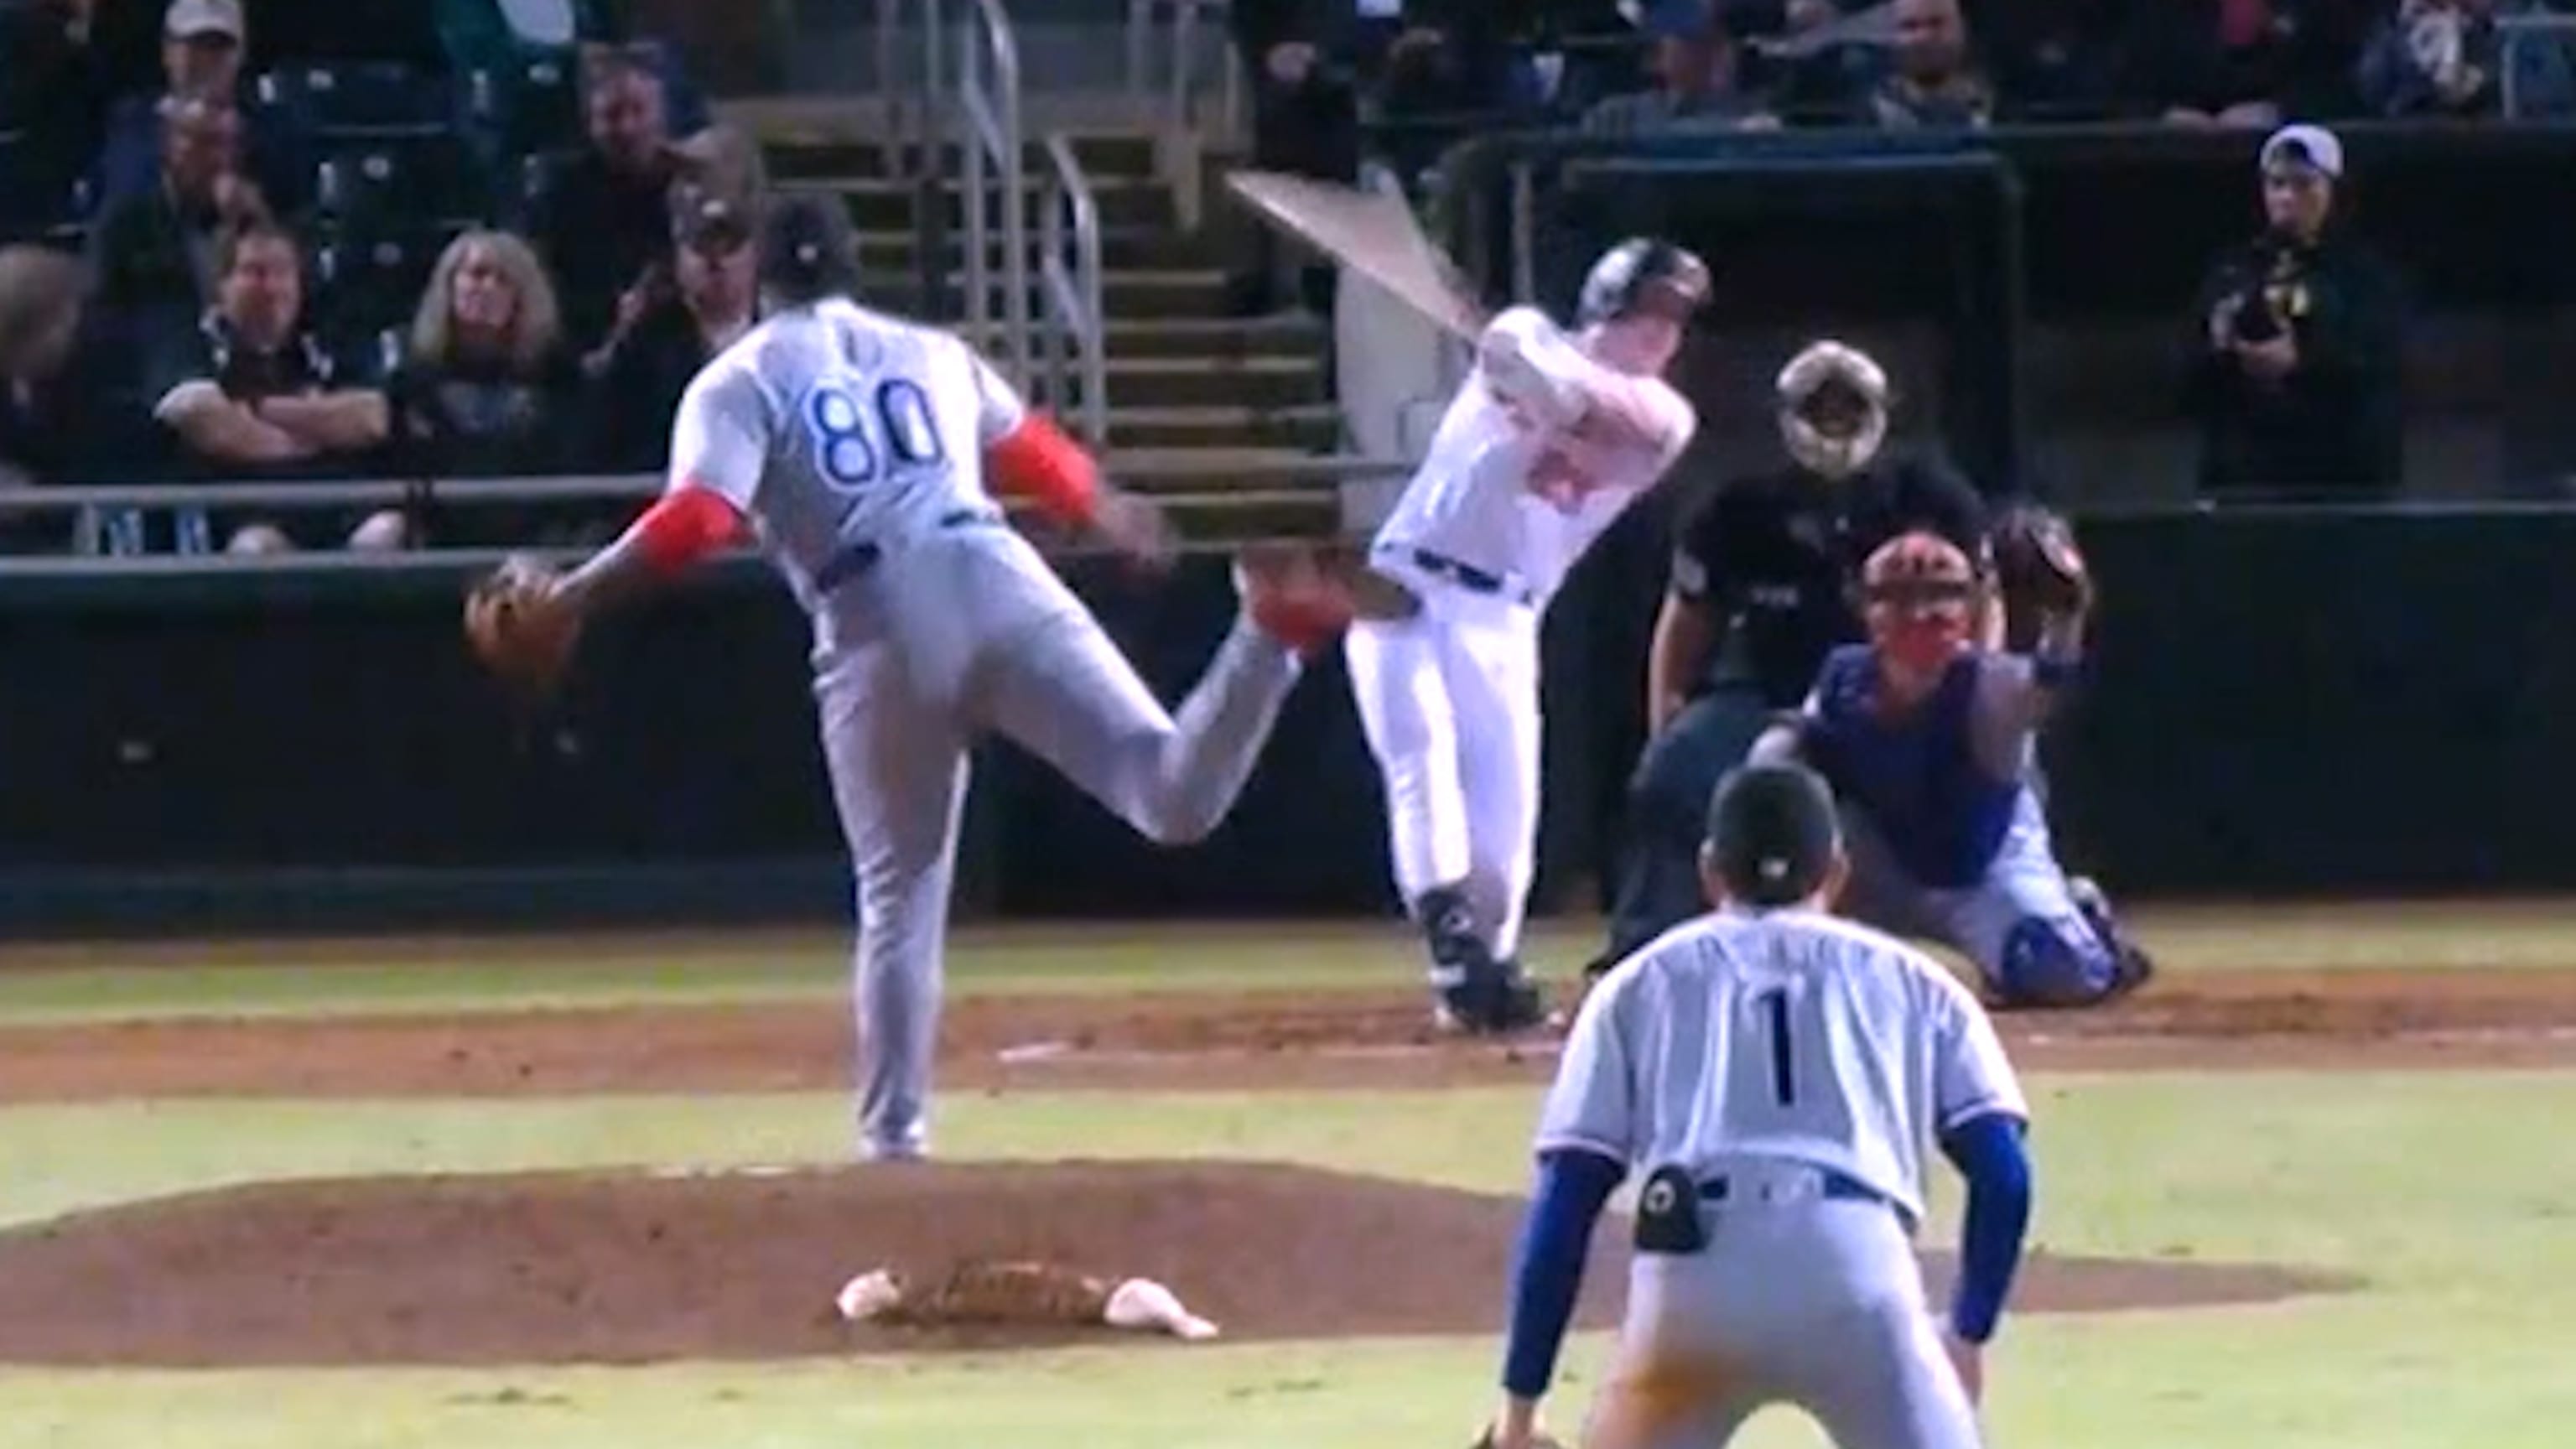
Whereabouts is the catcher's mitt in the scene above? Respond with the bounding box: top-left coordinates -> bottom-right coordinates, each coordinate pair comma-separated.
464,553 -> 581,694
1989,503 -> 2094,649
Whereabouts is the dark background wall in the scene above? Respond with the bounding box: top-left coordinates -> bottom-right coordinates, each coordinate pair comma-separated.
3,505 -> 2573,937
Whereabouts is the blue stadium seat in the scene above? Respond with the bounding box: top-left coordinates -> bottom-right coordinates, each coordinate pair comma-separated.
313,227 -> 456,340
257,63 -> 456,141
314,136 -> 492,234
464,57 -> 581,161
0,130 -> 80,242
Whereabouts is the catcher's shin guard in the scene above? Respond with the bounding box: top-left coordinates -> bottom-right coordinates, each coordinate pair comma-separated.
2071,875 -> 2157,1003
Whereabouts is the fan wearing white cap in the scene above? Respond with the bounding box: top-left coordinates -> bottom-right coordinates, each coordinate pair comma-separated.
2186,122 -> 2407,498
89,0 -> 309,215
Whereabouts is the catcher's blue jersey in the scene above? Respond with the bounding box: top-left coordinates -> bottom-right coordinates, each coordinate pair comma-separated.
1800,647 -> 2024,890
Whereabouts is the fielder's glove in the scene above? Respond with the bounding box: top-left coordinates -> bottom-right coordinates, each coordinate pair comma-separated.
463,553 -> 582,696
1989,503 -> 2094,650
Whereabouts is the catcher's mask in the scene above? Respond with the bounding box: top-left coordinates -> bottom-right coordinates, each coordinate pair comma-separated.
1776,340 -> 1888,481
1860,530 -> 1976,675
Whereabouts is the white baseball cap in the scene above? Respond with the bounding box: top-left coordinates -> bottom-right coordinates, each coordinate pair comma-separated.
2260,123 -> 2344,179
164,0 -> 245,42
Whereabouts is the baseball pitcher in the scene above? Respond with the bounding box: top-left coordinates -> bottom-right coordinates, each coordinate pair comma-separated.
465,196 -> 1354,1161
1484,762 -> 2033,1449
1751,529 -> 2150,1008
1346,238 -> 1707,1034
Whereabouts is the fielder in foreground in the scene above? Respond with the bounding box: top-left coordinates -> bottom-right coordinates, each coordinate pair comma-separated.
1483,762 -> 2033,1449
1347,238 -> 1706,1034
1752,530 -> 2151,1008
465,195 -> 1355,1161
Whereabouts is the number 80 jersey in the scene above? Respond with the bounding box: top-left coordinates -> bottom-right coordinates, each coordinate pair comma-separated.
1536,907 -> 2026,1228
664,297 -> 1030,610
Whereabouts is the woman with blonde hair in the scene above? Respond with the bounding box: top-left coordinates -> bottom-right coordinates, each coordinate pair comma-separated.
389,229 -> 585,540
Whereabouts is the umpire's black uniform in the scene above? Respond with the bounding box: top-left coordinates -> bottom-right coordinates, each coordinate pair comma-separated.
1596,454 -> 1989,964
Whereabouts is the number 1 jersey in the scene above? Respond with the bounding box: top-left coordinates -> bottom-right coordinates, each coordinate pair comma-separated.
1535,907 -> 2026,1227
664,297 -> 1027,614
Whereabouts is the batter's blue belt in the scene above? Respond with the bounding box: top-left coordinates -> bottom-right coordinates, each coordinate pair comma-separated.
813,508 -> 1002,595
1383,545 -> 1538,607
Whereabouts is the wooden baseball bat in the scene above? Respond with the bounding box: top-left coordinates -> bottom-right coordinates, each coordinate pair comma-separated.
1224,170 -> 1489,342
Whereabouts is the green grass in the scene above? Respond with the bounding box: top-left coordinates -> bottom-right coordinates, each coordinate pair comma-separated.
1,914 -> 2573,1447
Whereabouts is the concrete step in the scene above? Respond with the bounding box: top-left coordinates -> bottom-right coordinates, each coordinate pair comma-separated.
827,174 -> 1175,231
862,267 -> 1231,321
1104,403 -> 1343,453
851,224 -> 1219,273
1097,355 -> 1327,411
766,132 -> 1161,184
960,313 -> 1330,361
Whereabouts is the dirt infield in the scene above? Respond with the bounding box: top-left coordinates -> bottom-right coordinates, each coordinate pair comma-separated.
0,967 -> 2570,1103
0,1160 -> 2338,1367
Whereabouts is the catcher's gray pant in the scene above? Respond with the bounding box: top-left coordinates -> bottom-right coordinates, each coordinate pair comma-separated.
1607,1161 -> 1981,1449
813,528 -> 1303,1159
1837,789 -> 2117,1006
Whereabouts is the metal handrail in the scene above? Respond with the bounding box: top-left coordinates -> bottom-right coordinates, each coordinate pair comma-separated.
1037,132 -> 1111,446
959,0 -> 1034,388
0,459 -> 1412,518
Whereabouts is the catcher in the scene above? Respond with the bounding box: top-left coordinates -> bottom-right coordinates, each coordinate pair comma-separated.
1745,526 -> 2153,1008
832,1258 -> 1218,1341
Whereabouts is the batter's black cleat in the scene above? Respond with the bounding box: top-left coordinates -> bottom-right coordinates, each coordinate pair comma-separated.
1431,959 -> 1551,1036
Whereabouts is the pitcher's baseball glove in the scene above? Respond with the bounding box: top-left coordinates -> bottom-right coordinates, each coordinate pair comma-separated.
1990,503 -> 2093,649
464,553 -> 580,694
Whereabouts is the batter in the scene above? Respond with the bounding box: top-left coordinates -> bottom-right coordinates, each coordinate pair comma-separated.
516,196 -> 1355,1160
1482,761 -> 2033,1449
1348,237 -> 1706,1033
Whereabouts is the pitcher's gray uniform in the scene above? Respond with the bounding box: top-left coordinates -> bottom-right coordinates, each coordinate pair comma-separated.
1536,910 -> 2025,1446
673,296 -> 1319,1160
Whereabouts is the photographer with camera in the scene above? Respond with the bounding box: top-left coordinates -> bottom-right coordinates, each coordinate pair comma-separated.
2187,124 -> 2407,500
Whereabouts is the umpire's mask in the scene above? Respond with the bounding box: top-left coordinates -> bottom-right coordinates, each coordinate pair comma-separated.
1776,340 -> 1888,481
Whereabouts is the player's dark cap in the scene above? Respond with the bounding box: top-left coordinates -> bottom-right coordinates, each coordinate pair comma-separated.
672,188 -> 752,257
1576,237 -> 1712,328
1705,762 -> 1840,907
759,192 -> 864,306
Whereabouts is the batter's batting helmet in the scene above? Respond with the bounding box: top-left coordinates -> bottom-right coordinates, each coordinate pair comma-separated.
1575,238 -> 1712,329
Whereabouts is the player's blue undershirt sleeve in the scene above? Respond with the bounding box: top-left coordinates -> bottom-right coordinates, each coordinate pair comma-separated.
1500,1148 -> 1625,1399
1939,1111 -> 2032,1343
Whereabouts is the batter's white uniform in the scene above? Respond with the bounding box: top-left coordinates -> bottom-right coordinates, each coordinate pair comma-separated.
672,298 -> 1311,1159
1347,308 -> 1696,962
1541,907 -> 2026,1447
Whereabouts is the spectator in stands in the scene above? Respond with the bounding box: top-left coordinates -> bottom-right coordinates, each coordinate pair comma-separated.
0,246 -> 101,548
1226,1 -> 1363,316
387,230 -> 579,483
2122,0 -> 2374,126
2357,0 -> 2576,117
2186,124 -> 2405,499
1581,3 -> 1779,134
87,92 -> 268,324
1973,0 -> 2132,120
530,41 -> 687,354
142,218 -> 402,551
0,0 -> 109,219
89,0 -> 307,216
1856,0 -> 1995,127
586,190 -> 757,472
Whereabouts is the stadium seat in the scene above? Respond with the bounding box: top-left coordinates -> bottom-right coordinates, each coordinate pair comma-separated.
0,131 -> 78,242
314,136 -> 493,234
314,228 -> 455,340
464,57 -> 581,161
257,63 -> 456,141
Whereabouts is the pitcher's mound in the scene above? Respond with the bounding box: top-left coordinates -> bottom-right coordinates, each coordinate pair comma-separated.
0,1161 -> 2340,1366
